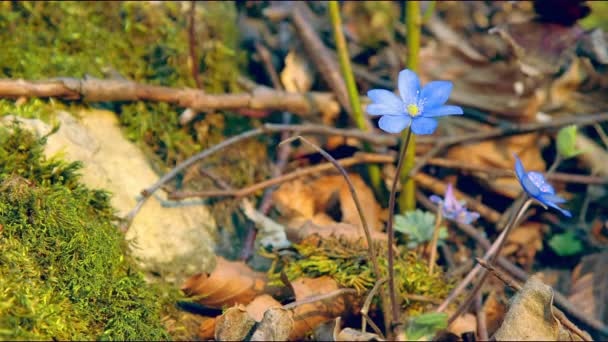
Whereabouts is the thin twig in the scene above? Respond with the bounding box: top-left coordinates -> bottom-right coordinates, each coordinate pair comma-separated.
282,288 -> 357,310
386,129 -> 413,328
361,277 -> 387,339
476,258 -> 592,342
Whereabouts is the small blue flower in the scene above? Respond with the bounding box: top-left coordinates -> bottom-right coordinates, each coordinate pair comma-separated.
366,69 -> 463,134
430,183 -> 480,224
513,154 -> 571,217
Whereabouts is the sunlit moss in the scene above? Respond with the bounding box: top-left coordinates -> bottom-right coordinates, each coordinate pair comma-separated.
264,236 -> 452,314
0,123 -> 171,340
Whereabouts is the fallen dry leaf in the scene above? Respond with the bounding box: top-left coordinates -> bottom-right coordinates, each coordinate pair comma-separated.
285,221 -> 387,246
569,252 -> 608,325
273,174 -> 383,232
181,256 -> 268,308
502,222 -> 544,268
245,294 -> 283,322
494,276 -> 587,341
483,291 -> 507,337
336,327 -> 384,341
198,317 -> 217,341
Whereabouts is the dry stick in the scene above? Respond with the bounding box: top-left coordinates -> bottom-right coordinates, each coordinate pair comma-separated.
428,207 -> 443,274
416,191 -> 608,337
279,135 -> 390,331
188,1 -> 202,89
282,288 -> 358,310
475,291 -> 488,342
386,129 -> 413,328
169,153 -> 394,200
476,258 -> 592,342
0,78 -> 338,117
361,277 -> 387,339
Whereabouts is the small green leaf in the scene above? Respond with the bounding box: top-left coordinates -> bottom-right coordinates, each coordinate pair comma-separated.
405,312 -> 448,341
556,125 -> 585,159
394,210 -> 446,249
548,231 -> 583,256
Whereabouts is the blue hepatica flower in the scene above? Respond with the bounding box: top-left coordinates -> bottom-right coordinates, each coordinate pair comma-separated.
514,154 -> 572,217
366,69 -> 463,134
430,183 -> 480,224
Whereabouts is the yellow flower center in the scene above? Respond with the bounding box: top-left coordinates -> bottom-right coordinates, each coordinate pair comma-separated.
406,104 -> 420,116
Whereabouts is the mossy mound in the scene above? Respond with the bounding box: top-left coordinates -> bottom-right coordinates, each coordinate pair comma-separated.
0,123 -> 171,340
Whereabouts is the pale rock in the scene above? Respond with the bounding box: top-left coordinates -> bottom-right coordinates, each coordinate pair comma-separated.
2,110 -> 217,284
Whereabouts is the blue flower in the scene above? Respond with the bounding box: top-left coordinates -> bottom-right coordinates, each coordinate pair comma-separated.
430,184 -> 480,224
366,69 -> 463,134
513,154 -> 571,217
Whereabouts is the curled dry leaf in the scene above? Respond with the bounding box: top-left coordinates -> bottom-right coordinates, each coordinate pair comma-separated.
181,256 -> 268,308
273,174 -> 383,232
569,252 -> 608,325
494,276 -> 588,341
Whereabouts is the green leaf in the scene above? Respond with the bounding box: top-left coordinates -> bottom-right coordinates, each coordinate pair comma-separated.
548,231 -> 583,256
556,125 -> 585,159
394,210 -> 446,249
405,312 -> 448,341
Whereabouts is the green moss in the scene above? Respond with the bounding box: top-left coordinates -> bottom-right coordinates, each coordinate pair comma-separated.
0,124 -> 170,340
264,236 -> 452,314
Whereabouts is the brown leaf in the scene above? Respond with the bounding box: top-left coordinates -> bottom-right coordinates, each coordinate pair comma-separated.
569,252 -> 608,324
483,292 -> 507,337
503,222 -> 544,267
198,318 -> 217,341
273,174 -> 383,233
181,256 -> 268,308
449,313 -> 477,338
288,276 -> 350,340
214,305 -> 256,341
495,276 -> 586,341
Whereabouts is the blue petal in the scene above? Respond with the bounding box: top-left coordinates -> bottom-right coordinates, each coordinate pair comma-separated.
430,195 -> 443,204
410,117 -> 438,135
367,89 -> 404,116
378,115 -> 411,133
521,176 -> 541,197
543,200 -> 572,217
398,69 -> 420,105
539,193 -> 567,204
513,154 -> 526,182
423,105 -> 463,118
420,81 -> 453,109
367,103 -> 404,116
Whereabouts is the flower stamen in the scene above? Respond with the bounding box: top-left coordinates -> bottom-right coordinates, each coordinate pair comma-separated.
406,104 -> 420,117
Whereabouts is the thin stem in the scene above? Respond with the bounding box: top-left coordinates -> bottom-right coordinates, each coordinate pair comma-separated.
399,0 -> 421,211
446,198 -> 533,324
428,206 -> 443,274
328,0 -> 382,195
386,129 -> 413,328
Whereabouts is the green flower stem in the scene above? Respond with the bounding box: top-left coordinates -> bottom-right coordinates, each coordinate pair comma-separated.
328,1 -> 382,195
399,0 -> 422,211
386,129 -> 413,330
